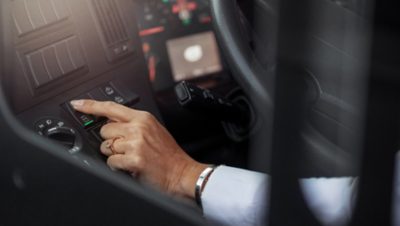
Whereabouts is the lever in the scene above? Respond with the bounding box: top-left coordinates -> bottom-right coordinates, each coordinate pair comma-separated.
175,81 -> 249,124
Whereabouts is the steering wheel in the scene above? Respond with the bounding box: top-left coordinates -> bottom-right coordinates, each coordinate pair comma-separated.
209,2 -> 369,225
209,0 -> 278,172
210,0 -> 358,176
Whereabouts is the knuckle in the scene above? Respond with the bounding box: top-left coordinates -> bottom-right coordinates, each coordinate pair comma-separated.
125,140 -> 137,150
140,111 -> 154,122
135,137 -> 146,149
133,156 -> 145,170
104,101 -> 117,108
136,134 -> 147,145
134,124 -> 147,133
125,126 -> 138,134
99,124 -> 109,137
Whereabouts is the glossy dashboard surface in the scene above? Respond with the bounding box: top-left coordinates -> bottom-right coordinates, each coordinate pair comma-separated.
5,0 -> 163,163
3,0 -> 231,166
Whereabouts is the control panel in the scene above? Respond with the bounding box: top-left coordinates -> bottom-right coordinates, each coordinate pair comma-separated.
3,0 -> 163,165
28,81 -> 143,161
62,82 -> 139,129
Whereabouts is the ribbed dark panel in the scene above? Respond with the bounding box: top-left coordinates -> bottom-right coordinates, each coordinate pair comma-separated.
91,0 -> 128,47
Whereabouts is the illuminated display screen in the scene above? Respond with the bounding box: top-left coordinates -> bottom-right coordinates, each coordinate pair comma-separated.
166,31 -> 222,81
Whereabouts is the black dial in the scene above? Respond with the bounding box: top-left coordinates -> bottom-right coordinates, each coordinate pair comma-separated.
35,118 -> 82,154
45,126 -> 76,150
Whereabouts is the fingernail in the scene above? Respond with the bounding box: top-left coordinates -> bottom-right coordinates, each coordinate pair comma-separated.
70,100 -> 84,109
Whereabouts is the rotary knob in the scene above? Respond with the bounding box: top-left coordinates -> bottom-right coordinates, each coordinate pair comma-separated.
35,118 -> 82,154
45,126 -> 76,149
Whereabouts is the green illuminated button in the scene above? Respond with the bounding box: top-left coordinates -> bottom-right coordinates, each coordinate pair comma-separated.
84,120 -> 94,127
79,114 -> 94,127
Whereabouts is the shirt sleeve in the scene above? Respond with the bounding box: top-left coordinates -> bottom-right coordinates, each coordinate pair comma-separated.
201,166 -> 269,226
201,165 -> 357,226
300,177 -> 356,226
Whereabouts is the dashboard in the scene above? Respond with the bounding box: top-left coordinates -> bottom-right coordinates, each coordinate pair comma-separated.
134,0 -> 224,91
2,0 -> 237,167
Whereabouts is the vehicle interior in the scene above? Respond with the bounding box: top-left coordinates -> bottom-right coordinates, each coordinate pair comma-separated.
0,0 -> 399,225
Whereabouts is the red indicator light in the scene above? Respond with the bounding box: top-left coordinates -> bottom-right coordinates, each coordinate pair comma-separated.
139,26 -> 165,37
172,2 -> 197,14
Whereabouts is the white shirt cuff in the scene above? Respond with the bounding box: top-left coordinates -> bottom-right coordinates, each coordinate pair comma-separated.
201,166 -> 269,226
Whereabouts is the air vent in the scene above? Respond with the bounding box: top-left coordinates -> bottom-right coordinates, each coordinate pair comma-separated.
91,0 -> 128,46
12,0 -> 70,36
91,0 -> 134,62
24,36 -> 87,88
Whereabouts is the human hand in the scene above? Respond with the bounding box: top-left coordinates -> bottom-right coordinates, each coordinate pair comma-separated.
70,100 -> 208,198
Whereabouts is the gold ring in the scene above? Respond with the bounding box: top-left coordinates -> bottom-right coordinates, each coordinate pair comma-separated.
108,137 -> 123,155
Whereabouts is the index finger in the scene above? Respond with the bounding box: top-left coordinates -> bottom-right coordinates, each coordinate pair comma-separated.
70,99 -> 136,122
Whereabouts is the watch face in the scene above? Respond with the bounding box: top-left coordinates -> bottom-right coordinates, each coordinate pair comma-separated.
167,31 -> 222,81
